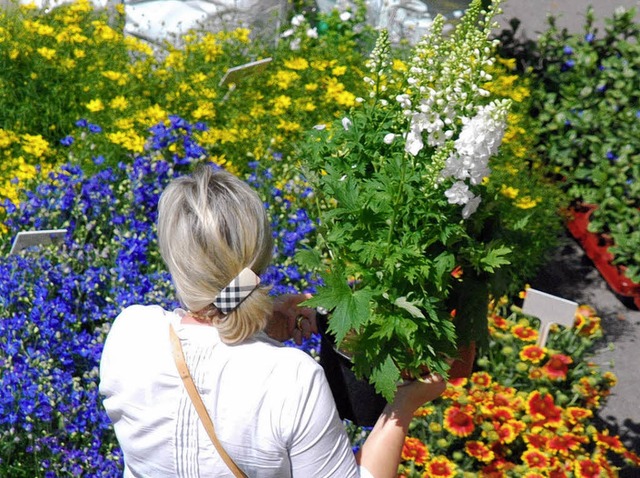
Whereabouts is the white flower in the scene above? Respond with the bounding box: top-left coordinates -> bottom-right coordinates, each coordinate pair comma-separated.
340,11 -> 352,22
306,27 -> 318,39
383,133 -> 396,144
290,38 -> 301,51
444,181 -> 473,205
405,129 -> 423,156
342,117 -> 352,130
462,195 -> 482,219
281,29 -> 294,38
291,14 -> 305,27
313,124 -> 327,130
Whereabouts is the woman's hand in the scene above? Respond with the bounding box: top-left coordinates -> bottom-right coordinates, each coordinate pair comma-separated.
264,293 -> 317,344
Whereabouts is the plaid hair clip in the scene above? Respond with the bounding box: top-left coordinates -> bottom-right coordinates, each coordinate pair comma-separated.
213,267 -> 261,316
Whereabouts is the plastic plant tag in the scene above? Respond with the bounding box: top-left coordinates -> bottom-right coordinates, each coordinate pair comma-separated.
219,58 -> 272,87
521,288 -> 578,347
9,229 -> 67,256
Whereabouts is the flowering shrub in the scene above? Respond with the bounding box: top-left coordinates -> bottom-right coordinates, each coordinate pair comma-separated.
0,0 -> 371,206
298,0 -> 562,399
0,117 -> 320,476
394,298 -> 640,477
525,6 -> 640,282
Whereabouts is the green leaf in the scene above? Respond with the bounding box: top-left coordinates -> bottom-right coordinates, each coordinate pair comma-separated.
302,270 -> 373,343
370,354 -> 400,402
294,247 -> 323,270
480,245 -> 512,273
394,296 -> 425,319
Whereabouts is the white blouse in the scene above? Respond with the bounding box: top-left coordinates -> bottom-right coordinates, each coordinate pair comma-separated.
99,305 -> 372,478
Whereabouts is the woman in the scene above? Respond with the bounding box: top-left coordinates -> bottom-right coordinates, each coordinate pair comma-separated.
99,165 -> 445,477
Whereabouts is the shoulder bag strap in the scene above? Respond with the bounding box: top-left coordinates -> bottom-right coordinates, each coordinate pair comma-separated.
169,324 -> 248,478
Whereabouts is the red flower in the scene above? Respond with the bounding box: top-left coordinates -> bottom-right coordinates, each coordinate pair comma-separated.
542,353 -> 573,380
401,437 -> 429,465
512,324 -> 538,342
565,406 -> 593,424
451,265 -> 463,279
496,422 -> 518,444
471,371 -> 492,388
526,391 -> 562,427
465,440 -> 494,463
522,449 -> 549,469
548,433 -> 586,456
524,433 -> 548,450
489,314 -> 510,330
595,430 -> 625,453
574,458 -> 601,478
425,456 -> 457,478
520,345 -> 546,363
444,405 -> 475,437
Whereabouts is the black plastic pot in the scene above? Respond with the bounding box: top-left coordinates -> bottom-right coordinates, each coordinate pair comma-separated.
316,310 -> 387,427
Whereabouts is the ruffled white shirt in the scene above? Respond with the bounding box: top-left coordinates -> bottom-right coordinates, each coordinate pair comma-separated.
99,305 -> 372,477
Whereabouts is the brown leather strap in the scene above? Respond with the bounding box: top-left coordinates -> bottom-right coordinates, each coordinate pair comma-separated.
169,324 -> 248,478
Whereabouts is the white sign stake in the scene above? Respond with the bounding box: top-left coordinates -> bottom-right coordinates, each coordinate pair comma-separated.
9,229 -> 67,256
521,288 -> 578,347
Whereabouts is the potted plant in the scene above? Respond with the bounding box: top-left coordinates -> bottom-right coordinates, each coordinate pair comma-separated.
297,0 -> 514,403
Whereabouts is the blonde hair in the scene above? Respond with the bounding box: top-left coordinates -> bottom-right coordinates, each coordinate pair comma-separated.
157,165 -> 274,343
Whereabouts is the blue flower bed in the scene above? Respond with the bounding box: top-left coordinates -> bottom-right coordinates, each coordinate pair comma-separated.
0,117 -> 320,476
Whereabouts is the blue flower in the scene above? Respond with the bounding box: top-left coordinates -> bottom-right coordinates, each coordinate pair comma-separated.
606,151 -> 619,162
585,32 -> 595,43
561,59 -> 575,71
75,119 -> 88,128
60,135 -> 74,146
88,123 -> 103,133
93,155 -> 105,165
563,46 -> 573,55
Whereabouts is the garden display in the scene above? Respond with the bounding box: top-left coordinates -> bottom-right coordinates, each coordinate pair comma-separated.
0,0 -> 638,476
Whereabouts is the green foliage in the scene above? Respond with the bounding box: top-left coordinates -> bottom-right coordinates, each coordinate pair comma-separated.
527,6 -> 640,282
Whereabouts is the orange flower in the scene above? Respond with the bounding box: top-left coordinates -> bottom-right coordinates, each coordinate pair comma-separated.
448,377 -> 467,388
414,405 -> 435,417
489,314 -> 509,330
465,441 -> 494,463
522,449 -> 550,469
519,345 -> 546,364
523,473 -> 546,478
401,437 -> 429,465
523,433 -> 548,450
548,433 -> 586,456
542,354 -> 573,380
471,371 -> 492,388
595,430 -> 625,453
451,265 -> 463,279
489,406 -> 515,423
512,324 -> 538,342
528,368 -> 544,380
565,406 -> 593,424
574,458 -> 601,478
444,405 -> 475,437
526,391 -> 563,428
496,422 -> 518,444
424,456 -> 457,478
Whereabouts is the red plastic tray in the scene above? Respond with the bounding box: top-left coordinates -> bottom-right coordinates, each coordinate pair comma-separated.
566,205 -> 640,309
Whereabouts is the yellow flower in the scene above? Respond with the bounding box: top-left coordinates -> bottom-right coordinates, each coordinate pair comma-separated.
305,83 -> 318,92
136,104 -> 167,126
0,129 -> 18,148
331,65 -> 347,76
277,119 -> 301,133
124,36 -> 154,56
284,57 -> 309,71
514,196 -> 540,209
192,102 -> 216,121
61,58 -> 76,69
114,118 -> 134,130
91,21 -> 119,42
86,99 -> 104,112
271,95 -> 292,116
20,134 -> 50,158
107,130 -> 145,153
392,59 -> 408,71
10,49 -> 20,60
270,70 -> 300,90
37,47 -> 56,60
74,49 -> 85,58
109,96 -> 129,111
101,71 -> 128,85
500,184 -> 519,199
